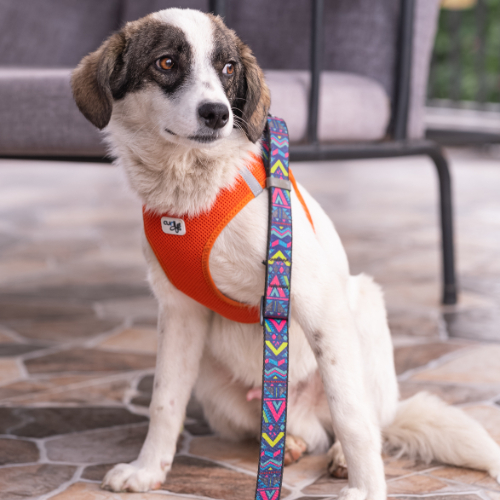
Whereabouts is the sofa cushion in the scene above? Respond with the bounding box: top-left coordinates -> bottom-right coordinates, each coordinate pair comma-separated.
0,69 -> 105,156
0,67 -> 390,157
228,0 -> 399,100
0,0 -> 121,67
265,70 -> 390,143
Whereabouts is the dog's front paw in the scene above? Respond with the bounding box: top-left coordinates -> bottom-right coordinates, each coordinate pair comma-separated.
487,464 -> 500,484
338,487 -> 367,500
102,462 -> 167,492
338,486 -> 386,500
284,435 -> 307,465
327,440 -> 348,479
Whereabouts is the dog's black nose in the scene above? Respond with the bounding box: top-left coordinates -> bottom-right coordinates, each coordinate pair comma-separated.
198,102 -> 229,130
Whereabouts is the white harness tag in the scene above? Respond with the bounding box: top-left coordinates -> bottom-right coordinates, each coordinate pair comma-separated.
161,217 -> 186,235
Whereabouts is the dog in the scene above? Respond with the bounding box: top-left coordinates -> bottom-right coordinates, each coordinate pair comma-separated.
71,8 -> 500,499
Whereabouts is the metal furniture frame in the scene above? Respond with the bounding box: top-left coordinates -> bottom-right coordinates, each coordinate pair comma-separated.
0,0 -> 457,305
209,0 -> 457,305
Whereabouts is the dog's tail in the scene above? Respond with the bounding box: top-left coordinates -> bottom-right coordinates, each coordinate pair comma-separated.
383,392 -> 500,481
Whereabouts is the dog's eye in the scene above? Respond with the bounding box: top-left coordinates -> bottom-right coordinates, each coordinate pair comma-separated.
156,57 -> 175,71
222,63 -> 234,75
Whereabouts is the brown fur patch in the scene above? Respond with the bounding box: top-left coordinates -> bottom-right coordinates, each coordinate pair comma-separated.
311,331 -> 323,358
210,14 -> 270,143
236,39 -> 271,143
71,31 -> 127,129
71,16 -> 191,130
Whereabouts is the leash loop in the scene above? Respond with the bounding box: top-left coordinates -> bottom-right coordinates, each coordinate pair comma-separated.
255,116 -> 291,500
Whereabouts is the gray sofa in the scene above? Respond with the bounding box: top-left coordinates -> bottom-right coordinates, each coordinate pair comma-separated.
0,0 -> 439,157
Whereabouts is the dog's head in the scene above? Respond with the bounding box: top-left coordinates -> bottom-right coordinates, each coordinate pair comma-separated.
71,8 -> 270,145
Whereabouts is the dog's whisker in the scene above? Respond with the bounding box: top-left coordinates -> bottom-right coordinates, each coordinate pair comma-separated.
232,113 -> 251,129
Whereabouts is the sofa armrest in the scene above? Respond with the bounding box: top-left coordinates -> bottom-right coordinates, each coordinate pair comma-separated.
0,68 -> 105,157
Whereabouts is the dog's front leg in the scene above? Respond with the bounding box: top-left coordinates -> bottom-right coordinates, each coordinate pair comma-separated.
102,287 -> 210,493
295,281 -> 386,500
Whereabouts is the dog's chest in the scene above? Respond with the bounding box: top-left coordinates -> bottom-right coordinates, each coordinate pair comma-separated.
209,192 -> 268,306
207,193 -> 318,386
208,315 -> 318,387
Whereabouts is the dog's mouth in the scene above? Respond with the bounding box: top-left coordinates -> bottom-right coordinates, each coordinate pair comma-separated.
188,134 -> 219,143
165,128 -> 219,144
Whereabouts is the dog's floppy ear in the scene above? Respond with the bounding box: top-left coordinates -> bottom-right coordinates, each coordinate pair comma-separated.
71,32 -> 127,130
237,41 -> 271,143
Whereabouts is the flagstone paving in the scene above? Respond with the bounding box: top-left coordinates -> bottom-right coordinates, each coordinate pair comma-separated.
0,148 -> 499,499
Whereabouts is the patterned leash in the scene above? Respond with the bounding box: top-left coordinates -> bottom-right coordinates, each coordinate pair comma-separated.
256,116 -> 292,500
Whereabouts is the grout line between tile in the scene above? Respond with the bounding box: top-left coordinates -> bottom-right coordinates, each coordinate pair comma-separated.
0,368 -> 153,405
385,466 -> 443,483
158,490 -> 226,500
177,449 -> 258,479
81,319 -> 129,349
38,464 -> 84,500
0,461 -> 41,470
388,492 -> 486,498
15,356 -> 29,380
281,468 -> 332,498
456,399 -> 500,410
35,436 -> 49,463
397,344 -> 484,382
434,474 -> 500,494
18,343 -> 78,362
41,420 -> 149,443
280,487 -> 315,500
125,403 -> 151,417
79,476 -> 215,499
0,324 -> 30,343
477,491 -> 496,500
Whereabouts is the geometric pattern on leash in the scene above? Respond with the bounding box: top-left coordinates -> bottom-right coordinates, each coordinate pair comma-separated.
256,116 -> 291,500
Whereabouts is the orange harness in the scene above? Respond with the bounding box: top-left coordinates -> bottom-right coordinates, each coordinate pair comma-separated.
143,154 -> 313,324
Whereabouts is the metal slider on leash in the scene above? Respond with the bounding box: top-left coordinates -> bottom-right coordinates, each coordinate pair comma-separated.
266,177 -> 292,191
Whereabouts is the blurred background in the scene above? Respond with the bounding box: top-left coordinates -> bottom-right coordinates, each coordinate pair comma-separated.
427,0 -> 500,146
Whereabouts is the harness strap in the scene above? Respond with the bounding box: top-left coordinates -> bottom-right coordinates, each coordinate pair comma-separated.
240,165 -> 265,198
255,116 -> 291,500
143,155 -> 266,324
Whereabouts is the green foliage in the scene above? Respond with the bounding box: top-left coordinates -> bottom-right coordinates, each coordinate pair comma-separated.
428,0 -> 500,104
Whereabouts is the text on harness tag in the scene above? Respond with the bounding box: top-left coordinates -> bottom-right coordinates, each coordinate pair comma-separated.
161,217 -> 186,235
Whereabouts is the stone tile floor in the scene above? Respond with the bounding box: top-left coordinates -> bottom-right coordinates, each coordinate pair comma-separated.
0,147 -> 499,499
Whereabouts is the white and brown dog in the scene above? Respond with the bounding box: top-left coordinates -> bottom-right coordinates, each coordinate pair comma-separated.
72,8 -> 500,499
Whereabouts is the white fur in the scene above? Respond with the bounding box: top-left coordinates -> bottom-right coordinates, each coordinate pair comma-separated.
99,8 -> 500,498
384,392 -> 500,478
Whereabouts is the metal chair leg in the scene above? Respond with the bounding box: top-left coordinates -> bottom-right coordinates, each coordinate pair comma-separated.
427,145 -> 458,305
